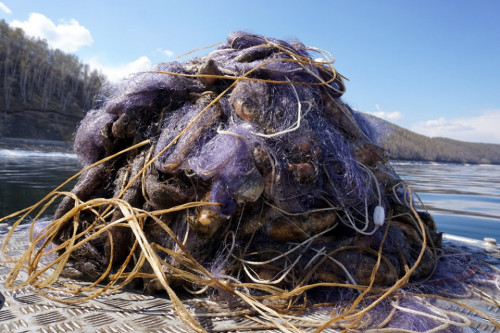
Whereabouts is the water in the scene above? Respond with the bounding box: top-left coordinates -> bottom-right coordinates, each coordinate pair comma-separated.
392,161 -> 500,241
0,149 -> 499,241
0,149 -> 79,219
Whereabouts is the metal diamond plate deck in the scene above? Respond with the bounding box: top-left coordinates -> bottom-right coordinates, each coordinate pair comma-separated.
0,226 -> 499,333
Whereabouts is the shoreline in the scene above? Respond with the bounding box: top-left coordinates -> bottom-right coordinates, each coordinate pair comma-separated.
1,137 -> 498,166
0,137 -> 73,153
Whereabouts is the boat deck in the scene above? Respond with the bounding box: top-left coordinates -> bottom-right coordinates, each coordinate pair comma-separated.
1,226 -> 499,333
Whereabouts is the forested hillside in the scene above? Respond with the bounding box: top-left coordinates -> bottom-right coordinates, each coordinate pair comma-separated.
0,20 -> 104,142
355,112 -> 500,164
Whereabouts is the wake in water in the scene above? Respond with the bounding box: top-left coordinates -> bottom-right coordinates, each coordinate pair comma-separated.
0,148 -> 77,159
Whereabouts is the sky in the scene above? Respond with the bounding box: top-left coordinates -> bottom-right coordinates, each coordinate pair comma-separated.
1,0 -> 500,144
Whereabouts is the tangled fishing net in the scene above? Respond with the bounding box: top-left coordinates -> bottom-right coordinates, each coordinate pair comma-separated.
2,32 -> 499,332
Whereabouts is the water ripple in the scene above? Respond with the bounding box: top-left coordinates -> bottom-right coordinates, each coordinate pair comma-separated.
393,161 -> 500,240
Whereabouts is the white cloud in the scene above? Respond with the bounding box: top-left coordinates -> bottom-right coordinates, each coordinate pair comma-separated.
0,2 -> 12,14
156,48 -> 175,58
368,111 -> 403,121
366,104 -> 403,121
10,13 -> 93,53
410,110 -> 500,144
86,56 -> 153,82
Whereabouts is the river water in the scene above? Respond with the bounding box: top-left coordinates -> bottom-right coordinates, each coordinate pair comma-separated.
1,149 -> 499,241
0,149 -> 79,219
392,161 -> 500,241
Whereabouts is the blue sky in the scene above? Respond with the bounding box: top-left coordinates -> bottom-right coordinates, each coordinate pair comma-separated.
1,0 -> 500,144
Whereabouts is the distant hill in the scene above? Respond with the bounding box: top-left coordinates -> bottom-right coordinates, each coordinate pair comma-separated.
354,111 -> 500,164
0,20 -> 104,143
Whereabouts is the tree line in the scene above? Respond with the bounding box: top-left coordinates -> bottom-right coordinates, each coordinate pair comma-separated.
0,19 -> 105,141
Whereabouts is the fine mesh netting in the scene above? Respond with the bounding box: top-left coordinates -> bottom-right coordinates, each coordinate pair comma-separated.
2,32 -> 499,333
